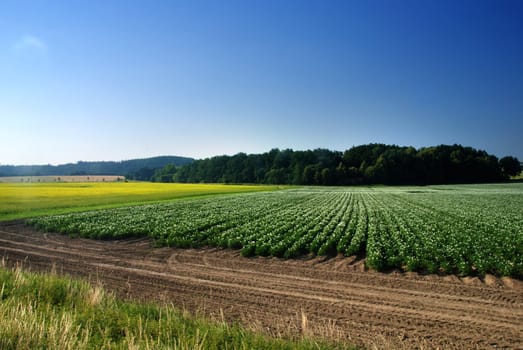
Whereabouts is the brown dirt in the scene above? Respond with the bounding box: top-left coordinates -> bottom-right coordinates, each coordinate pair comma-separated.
0,221 -> 522,350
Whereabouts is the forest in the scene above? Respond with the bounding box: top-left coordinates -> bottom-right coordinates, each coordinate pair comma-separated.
0,156 -> 194,178
150,144 -> 521,185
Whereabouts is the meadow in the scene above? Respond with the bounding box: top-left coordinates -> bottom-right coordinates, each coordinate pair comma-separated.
0,182 -> 281,221
28,183 -> 523,277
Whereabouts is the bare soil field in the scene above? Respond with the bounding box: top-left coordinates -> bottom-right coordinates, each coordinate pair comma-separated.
0,221 -> 521,350
0,175 -> 124,183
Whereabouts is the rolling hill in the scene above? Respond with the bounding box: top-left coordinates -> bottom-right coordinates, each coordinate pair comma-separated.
0,156 -> 194,177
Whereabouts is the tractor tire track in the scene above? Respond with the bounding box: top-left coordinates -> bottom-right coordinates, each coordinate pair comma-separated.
0,221 -> 521,350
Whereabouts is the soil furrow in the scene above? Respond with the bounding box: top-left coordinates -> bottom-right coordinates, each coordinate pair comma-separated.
1,222 -> 522,350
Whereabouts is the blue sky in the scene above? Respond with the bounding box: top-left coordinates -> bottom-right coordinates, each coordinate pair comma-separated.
1,0 -> 522,165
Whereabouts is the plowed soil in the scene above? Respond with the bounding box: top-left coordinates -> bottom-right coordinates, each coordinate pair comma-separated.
1,221 -> 522,349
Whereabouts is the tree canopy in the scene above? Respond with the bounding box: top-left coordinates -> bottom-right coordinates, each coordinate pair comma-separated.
499,156 -> 522,177
151,144 -> 517,185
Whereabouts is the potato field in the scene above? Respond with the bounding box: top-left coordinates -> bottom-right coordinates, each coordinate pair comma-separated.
29,184 -> 523,277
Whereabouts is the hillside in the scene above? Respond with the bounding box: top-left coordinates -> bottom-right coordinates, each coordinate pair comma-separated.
0,156 -> 194,177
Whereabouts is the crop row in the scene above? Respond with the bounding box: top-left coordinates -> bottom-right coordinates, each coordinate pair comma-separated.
28,186 -> 523,277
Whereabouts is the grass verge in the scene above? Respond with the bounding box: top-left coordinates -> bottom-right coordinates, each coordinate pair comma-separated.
0,262 -> 352,350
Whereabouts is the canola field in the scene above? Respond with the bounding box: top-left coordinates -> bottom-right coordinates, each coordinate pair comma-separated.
29,183 -> 523,277
0,182 -> 280,221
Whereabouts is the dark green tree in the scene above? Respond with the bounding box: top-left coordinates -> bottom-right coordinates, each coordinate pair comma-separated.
499,156 -> 522,177
160,144 -> 512,185
153,164 -> 177,182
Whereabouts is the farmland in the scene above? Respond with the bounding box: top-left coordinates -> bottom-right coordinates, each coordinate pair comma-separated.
0,175 -> 125,183
1,220 -> 522,349
0,182 -> 281,221
1,182 -> 522,348
29,183 -> 523,277
0,264 -> 339,350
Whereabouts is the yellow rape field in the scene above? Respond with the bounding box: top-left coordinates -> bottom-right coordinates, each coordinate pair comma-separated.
0,182 -> 282,221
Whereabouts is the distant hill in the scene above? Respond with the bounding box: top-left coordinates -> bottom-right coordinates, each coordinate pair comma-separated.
0,156 -> 194,177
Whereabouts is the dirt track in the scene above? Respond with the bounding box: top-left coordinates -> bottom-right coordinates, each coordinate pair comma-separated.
1,221 -> 522,349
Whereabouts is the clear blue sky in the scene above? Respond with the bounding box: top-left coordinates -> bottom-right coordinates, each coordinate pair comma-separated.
1,0 -> 522,165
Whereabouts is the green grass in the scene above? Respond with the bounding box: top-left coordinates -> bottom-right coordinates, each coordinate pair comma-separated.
0,264 -> 351,350
0,182 -> 283,221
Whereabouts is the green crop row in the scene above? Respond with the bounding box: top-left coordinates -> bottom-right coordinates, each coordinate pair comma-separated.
28,184 -> 523,277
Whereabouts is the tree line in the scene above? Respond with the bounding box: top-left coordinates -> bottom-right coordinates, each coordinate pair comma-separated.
0,156 -> 193,178
146,144 -> 521,185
